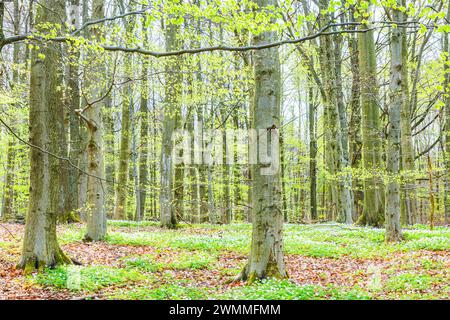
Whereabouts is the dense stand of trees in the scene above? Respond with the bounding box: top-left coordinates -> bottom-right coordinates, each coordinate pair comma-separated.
0,0 -> 449,279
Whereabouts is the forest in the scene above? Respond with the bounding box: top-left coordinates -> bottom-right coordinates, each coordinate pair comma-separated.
0,0 -> 449,301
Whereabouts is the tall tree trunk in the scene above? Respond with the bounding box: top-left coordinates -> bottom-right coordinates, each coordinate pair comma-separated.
174,162 -> 185,221
198,116 -> 208,223
280,133 -> 288,222
113,2 -> 134,220
333,21 -> 353,224
399,0 -> 417,225
348,6 -> 363,221
113,93 -> 131,220
103,95 -> 115,216
0,1 -> 3,47
236,0 -> 287,282
137,64 -> 149,221
189,117 -> 199,222
1,0 -> 19,222
318,0 -> 353,224
385,5 -> 404,242
307,68 -> 317,220
357,9 -> 385,227
83,0 -> 107,241
443,2 -> 450,225
66,0 -> 82,221
19,0 -> 72,272
59,0 -> 77,223
151,89 -> 158,219
135,8 -> 151,222
77,0 -> 91,221
222,114 -> 232,224
160,14 -> 181,228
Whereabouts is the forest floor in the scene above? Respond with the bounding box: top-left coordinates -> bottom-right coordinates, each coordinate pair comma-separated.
0,221 -> 448,300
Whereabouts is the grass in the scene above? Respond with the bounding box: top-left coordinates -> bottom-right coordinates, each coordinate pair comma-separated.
384,273 -> 435,291
98,222 -> 450,259
0,241 -> 14,249
112,284 -> 212,300
124,250 -> 216,272
11,221 -> 448,299
218,279 -> 371,300
32,265 -> 146,292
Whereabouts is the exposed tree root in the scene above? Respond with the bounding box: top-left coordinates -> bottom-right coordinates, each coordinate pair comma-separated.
231,262 -> 288,284
58,211 -> 81,224
82,234 -> 105,243
385,233 -> 404,243
17,248 -> 73,274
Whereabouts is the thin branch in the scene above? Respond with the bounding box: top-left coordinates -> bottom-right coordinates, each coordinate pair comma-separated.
415,136 -> 441,160
0,116 -> 108,183
0,21 -> 432,57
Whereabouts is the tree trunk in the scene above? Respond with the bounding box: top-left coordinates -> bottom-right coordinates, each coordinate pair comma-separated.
113,21 -> 134,220
385,6 -> 404,242
333,22 -> 353,224
1,0 -> 19,222
113,93 -> 131,220
66,0 -> 82,222
348,7 -> 363,221
137,66 -> 149,221
307,69 -> 317,220
357,10 -> 385,227
103,95 -> 115,217
19,0 -> 72,272
399,0 -> 417,225
318,0 -> 353,224
83,0 -> 107,241
444,3 -> 450,225
222,114 -> 232,224
160,15 -> 181,229
236,0 -> 287,282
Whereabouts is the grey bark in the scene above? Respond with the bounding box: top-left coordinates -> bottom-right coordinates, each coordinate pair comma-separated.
357,10 -> 385,227
19,0 -> 72,271
443,2 -> 450,225
237,0 -> 287,282
385,5 -> 404,242
160,14 -> 181,228
83,0 -> 107,241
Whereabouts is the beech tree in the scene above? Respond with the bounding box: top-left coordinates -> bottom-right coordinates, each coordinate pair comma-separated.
18,0 -> 72,271
1,0 -> 19,222
160,11 -> 182,229
235,0 -> 287,282
83,0 -> 107,241
0,0 -> 447,280
444,2 -> 450,225
113,0 -> 135,221
357,6 -> 385,227
385,1 -> 404,243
